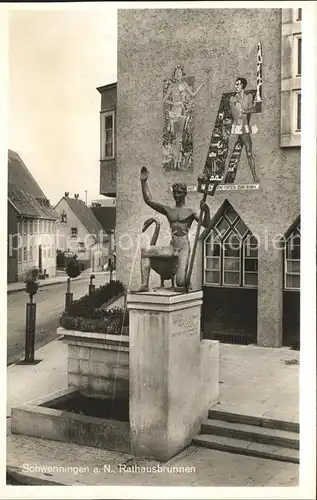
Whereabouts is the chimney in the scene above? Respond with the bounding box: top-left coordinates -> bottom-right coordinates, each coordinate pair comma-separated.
74,194 -> 79,199
65,192 -> 69,197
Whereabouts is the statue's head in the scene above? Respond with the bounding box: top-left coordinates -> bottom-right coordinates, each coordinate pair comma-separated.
235,77 -> 248,92
173,65 -> 186,81
172,182 -> 187,204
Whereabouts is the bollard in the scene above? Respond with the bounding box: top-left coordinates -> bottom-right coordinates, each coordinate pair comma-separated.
17,278 -> 42,365
65,258 -> 81,311
108,258 -> 114,282
65,277 -> 73,311
89,274 -> 95,295
25,294 -> 36,362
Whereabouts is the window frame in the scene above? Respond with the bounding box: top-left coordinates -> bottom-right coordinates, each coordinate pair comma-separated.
292,7 -> 302,22
222,232 -> 242,287
293,33 -> 302,77
203,207 -> 258,289
78,242 -> 86,253
100,109 -> 115,160
204,237 -> 221,285
280,8 -> 302,148
284,224 -> 300,291
70,227 -> 78,238
292,90 -> 301,134
243,235 -> 259,287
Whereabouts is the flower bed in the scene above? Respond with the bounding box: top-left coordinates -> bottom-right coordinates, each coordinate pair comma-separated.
60,280 -> 128,335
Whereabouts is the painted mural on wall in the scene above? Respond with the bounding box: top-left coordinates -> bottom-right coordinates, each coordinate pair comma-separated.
163,65 -> 205,172
203,42 -> 263,187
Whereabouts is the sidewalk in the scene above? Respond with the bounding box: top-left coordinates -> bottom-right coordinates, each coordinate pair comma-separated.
7,270 -> 116,294
6,338 -> 300,487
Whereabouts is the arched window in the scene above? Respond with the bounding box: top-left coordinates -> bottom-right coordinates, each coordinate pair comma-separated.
204,204 -> 258,288
284,221 -> 300,290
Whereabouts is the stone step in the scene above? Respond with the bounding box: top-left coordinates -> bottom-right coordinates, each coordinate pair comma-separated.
201,419 -> 299,450
192,434 -> 299,464
208,409 -> 299,433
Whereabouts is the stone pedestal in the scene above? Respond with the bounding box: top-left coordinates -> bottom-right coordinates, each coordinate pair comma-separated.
127,290 -> 213,461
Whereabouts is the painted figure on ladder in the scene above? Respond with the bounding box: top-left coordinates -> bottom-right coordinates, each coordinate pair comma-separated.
204,42 -> 263,185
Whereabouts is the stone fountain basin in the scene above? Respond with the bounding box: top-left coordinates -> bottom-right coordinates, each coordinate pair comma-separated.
11,387 -> 130,453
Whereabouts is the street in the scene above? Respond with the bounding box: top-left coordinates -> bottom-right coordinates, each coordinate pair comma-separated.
7,274 -> 109,366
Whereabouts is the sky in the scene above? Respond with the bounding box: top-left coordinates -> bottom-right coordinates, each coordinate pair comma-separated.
8,7 -> 117,206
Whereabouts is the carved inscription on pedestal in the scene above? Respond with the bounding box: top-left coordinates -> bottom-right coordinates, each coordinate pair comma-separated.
171,310 -> 199,338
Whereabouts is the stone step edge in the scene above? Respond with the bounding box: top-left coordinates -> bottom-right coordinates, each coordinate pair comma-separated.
201,419 -> 299,449
193,434 -> 299,464
208,408 -> 299,433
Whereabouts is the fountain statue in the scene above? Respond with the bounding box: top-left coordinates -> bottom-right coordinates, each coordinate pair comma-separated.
138,166 -> 211,292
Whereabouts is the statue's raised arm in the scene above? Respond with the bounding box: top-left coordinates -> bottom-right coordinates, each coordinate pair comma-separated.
140,167 -> 168,216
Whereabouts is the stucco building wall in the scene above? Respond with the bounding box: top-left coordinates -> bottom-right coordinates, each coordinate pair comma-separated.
115,8 -> 300,346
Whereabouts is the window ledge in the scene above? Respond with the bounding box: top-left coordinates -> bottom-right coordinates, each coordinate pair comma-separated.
203,284 -> 258,289
100,156 -> 116,161
280,133 -> 301,148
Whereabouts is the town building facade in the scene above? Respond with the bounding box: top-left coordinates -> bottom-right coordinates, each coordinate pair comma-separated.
54,193 -> 108,272
7,149 -> 58,283
90,204 -> 116,267
99,8 -> 301,348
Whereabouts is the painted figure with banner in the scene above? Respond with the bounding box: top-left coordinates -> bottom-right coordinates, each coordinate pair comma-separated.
203,42 -> 263,185
226,77 -> 260,183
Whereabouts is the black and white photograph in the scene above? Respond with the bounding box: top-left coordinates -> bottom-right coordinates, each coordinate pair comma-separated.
3,1 -> 316,498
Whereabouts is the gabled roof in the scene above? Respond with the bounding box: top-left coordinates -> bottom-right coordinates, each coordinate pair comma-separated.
63,197 -> 104,239
8,149 -> 46,198
91,206 -> 116,233
8,150 -> 59,220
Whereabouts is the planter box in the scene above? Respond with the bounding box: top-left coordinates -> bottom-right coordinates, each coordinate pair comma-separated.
57,327 -> 129,399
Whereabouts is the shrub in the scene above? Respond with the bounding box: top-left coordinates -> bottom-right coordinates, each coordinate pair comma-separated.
60,280 -> 127,335
66,258 -> 81,279
64,280 -> 124,318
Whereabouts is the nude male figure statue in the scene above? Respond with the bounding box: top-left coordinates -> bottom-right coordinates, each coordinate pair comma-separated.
139,166 -> 211,292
